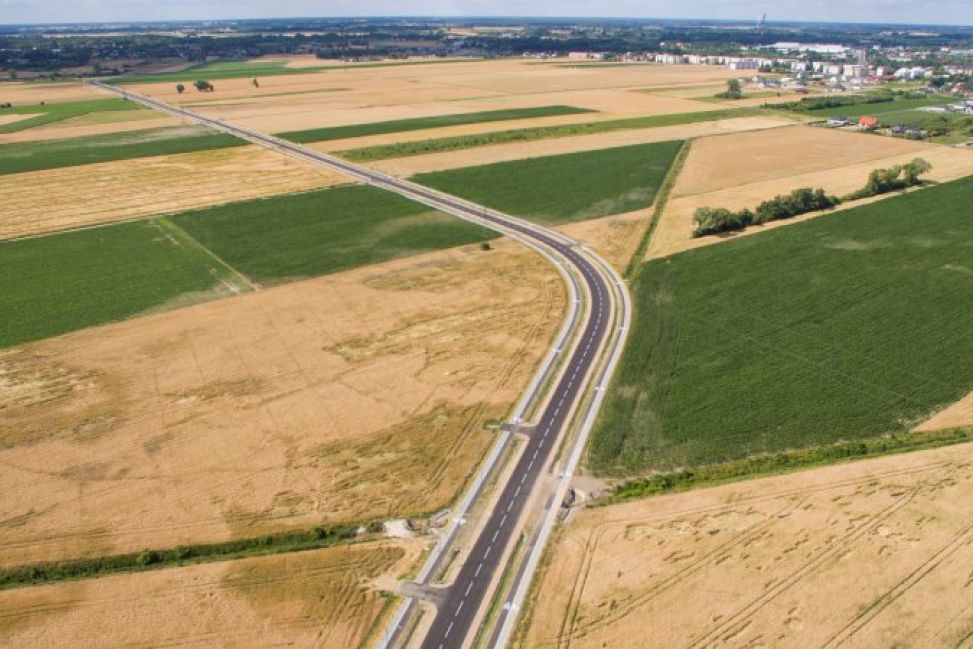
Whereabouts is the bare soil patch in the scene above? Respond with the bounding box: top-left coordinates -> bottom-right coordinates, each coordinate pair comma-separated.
648,129 -> 973,260
522,441 -> 973,648
0,540 -> 421,648
0,145 -> 348,239
0,239 -> 564,566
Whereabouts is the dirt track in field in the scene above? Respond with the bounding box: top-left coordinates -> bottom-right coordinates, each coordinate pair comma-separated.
0,145 -> 349,240
0,540 -> 421,648
0,238 -> 564,567
521,441 -> 973,649
647,126 -> 973,260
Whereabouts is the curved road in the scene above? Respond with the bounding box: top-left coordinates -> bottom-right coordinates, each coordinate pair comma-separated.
90,80 -> 626,649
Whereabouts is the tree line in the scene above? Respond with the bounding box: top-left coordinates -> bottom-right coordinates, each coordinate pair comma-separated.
693,158 -> 933,238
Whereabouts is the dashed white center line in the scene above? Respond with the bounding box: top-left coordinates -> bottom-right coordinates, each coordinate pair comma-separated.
445,622 -> 453,638
455,601 -> 464,616
466,581 -> 474,596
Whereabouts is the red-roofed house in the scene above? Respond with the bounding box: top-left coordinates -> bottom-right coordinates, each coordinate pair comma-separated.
859,116 -> 880,130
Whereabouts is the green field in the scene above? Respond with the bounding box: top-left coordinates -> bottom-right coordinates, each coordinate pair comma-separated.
412,140 -> 684,225
800,96 -> 951,119
276,105 -> 595,144
111,58 -> 481,85
0,125 -> 245,175
172,185 -> 494,284
590,175 -> 973,475
0,98 -> 138,134
340,108 -> 760,161
0,221 -> 231,348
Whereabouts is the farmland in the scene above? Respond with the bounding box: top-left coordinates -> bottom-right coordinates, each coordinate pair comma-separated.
0,145 -> 348,240
521,441 -> 973,649
0,239 -> 563,566
413,140 -> 684,225
0,220 -> 237,349
173,185 -> 494,283
339,108 -> 759,161
0,540 -> 420,648
590,175 -> 973,474
0,98 -> 138,134
276,105 -> 594,143
0,125 -> 245,175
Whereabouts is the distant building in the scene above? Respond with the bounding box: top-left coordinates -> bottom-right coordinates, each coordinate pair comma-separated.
828,116 -> 852,126
859,116 -> 880,130
567,51 -> 606,60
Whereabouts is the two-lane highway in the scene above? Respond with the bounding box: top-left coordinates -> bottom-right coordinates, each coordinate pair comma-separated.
90,80 -> 629,649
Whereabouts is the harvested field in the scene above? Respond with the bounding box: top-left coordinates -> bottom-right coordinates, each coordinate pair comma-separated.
0,125 -> 245,175
0,81 -> 103,105
917,389 -> 973,432
521,441 -> 973,649
0,114 -> 33,127
0,116 -> 181,144
0,145 -> 348,239
0,540 -> 420,648
127,59 -> 741,137
594,175 -> 973,474
0,238 -> 564,566
648,127 -> 973,259
362,116 -> 789,176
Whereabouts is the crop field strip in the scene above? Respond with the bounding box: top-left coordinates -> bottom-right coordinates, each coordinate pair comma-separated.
797,96 -> 954,119
172,184 -> 495,284
275,105 -> 596,144
589,174 -> 973,475
0,98 -> 139,134
0,146 -> 344,240
0,219 -> 241,349
110,57 -> 485,84
0,184 -> 495,347
0,125 -> 246,175
338,107 -> 761,161
412,139 -> 684,225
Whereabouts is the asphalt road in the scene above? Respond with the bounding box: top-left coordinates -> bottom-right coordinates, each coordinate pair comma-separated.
90,81 -> 619,649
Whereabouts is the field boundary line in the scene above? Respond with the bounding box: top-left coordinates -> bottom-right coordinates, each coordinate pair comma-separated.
154,216 -> 260,291
624,138 -> 692,279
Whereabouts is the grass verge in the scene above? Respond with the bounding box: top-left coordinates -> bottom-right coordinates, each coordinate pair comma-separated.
339,108 -> 762,161
624,139 -> 691,278
276,105 -> 595,144
412,140 -> 684,226
0,523 -> 366,591
0,125 -> 245,175
607,427 -> 973,502
590,174 -> 973,475
0,97 -> 137,134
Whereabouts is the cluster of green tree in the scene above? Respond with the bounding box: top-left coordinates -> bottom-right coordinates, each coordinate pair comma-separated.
0,522 -> 368,590
693,158 -> 933,237
764,93 -> 895,112
714,78 -> 743,99
693,188 -> 840,237
845,158 -> 933,200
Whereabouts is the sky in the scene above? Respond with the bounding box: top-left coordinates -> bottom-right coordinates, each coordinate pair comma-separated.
1,0 -> 971,27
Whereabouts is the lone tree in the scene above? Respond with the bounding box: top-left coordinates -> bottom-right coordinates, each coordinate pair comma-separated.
251,78 -> 260,88
716,78 -> 744,100
176,83 -> 185,94
193,79 -> 214,92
